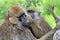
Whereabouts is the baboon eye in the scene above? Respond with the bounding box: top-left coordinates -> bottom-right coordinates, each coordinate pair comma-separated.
17,13 -> 25,21
17,13 -> 25,18
27,10 -> 35,13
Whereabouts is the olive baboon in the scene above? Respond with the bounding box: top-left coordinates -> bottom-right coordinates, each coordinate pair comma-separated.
0,5 -> 51,40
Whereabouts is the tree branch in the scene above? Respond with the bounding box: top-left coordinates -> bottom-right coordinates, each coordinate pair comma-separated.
47,7 -> 60,23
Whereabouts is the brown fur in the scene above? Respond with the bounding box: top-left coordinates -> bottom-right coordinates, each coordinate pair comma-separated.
0,16 -> 36,40
8,5 -> 42,39
0,6 -> 36,40
8,5 -> 23,17
39,17 -> 51,35
0,5 -> 51,40
8,5 -> 43,39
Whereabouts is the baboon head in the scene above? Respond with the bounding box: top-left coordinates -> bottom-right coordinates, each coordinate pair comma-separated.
7,5 -> 42,39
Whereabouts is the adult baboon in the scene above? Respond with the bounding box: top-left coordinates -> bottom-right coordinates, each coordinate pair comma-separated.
0,5 -> 51,40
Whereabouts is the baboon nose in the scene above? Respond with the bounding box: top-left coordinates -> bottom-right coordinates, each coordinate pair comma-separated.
27,20 -> 30,23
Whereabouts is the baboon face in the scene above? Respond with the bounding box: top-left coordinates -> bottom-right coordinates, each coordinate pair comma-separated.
8,6 -> 25,30
8,5 -> 40,29
17,9 -> 40,28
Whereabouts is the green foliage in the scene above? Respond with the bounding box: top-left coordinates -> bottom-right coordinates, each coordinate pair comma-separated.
0,0 -> 26,24
0,0 -> 60,29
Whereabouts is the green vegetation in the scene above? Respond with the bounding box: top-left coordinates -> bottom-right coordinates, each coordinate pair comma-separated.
0,0 -> 60,29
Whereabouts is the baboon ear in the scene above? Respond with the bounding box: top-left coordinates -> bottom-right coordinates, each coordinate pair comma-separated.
9,17 -> 18,24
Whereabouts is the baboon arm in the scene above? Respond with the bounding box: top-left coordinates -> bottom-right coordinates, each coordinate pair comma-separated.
24,11 -> 42,39
30,22 -> 42,39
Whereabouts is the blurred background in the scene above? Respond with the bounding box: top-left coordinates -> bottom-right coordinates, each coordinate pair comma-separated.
0,0 -> 60,29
